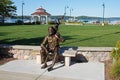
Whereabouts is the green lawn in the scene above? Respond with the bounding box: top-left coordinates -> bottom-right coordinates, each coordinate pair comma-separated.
0,24 -> 120,47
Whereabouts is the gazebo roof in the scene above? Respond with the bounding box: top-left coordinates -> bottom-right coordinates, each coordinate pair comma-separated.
31,7 -> 50,16
37,7 -> 45,11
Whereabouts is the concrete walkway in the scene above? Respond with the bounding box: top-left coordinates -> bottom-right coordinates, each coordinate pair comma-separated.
0,60 -> 105,80
0,71 -> 77,80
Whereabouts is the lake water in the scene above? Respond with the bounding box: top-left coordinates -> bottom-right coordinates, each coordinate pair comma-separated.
78,18 -> 120,23
4,18 -> 30,23
4,18 -> 120,24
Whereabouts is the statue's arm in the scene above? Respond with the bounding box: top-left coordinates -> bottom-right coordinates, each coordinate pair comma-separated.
55,33 -> 65,42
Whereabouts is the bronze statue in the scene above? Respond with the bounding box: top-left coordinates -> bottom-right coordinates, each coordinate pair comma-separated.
40,21 -> 65,71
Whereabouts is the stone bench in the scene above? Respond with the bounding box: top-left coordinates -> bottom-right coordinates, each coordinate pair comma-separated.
36,49 -> 77,66
62,50 -> 77,67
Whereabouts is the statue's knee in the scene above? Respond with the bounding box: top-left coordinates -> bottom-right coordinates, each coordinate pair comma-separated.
40,49 -> 45,53
40,50 -> 46,63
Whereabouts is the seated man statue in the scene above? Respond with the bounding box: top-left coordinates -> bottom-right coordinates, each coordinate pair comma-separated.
40,22 -> 65,71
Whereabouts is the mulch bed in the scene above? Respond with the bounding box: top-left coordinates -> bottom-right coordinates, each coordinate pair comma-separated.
104,60 -> 114,80
0,58 -> 17,65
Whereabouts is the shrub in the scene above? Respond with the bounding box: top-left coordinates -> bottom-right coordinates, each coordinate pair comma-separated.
16,20 -> 23,24
48,21 -> 56,25
111,41 -> 120,60
116,41 -> 120,48
36,21 -> 41,25
110,41 -> 120,79
110,59 -> 120,80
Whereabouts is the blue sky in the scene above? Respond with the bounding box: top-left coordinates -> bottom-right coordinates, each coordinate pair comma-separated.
12,0 -> 120,17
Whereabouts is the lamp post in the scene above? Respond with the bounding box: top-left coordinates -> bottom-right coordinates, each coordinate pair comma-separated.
64,6 -> 69,22
70,8 -> 73,21
102,3 -> 105,26
22,1 -> 24,24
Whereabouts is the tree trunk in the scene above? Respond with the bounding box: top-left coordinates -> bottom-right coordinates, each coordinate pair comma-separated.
2,15 -> 5,24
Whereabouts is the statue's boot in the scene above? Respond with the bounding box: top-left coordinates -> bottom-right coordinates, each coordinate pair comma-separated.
41,64 -> 47,69
47,66 -> 53,71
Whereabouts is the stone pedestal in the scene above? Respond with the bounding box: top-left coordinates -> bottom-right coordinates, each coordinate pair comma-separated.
36,54 -> 42,64
63,50 -> 76,67
65,56 -> 71,67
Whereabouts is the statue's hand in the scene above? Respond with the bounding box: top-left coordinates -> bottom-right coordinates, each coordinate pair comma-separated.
45,50 -> 48,54
62,39 -> 65,42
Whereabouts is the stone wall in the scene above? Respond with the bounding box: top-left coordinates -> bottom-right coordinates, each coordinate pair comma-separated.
0,44 -> 114,62
0,44 -> 40,60
76,47 -> 113,62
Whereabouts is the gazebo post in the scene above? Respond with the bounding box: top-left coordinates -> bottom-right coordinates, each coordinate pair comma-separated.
38,16 -> 40,22
46,15 -> 48,24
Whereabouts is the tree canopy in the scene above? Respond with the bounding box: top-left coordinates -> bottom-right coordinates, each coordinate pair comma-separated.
0,0 -> 16,23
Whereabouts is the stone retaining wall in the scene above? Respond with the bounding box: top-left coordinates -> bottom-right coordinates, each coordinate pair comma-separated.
0,44 -> 114,62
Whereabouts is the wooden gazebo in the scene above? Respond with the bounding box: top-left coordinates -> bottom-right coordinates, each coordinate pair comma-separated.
31,7 -> 51,24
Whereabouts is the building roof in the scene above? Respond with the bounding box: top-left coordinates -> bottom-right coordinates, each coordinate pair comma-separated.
31,7 -> 50,16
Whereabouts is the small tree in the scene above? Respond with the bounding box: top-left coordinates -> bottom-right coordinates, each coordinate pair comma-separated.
0,0 -> 16,24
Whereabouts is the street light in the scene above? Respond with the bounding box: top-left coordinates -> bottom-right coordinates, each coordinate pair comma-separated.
64,6 -> 69,22
22,1 -> 25,24
70,8 -> 73,21
102,3 -> 105,26
70,8 -> 73,17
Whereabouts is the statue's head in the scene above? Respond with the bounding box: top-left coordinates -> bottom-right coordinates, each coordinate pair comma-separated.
48,26 -> 56,36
